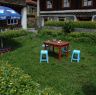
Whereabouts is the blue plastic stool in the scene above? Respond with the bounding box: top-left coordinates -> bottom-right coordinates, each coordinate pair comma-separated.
71,50 -> 80,62
40,50 -> 48,63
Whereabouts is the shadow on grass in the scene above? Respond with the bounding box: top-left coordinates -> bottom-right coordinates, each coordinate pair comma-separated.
48,51 -> 58,58
2,38 -> 22,50
82,83 -> 96,95
48,51 -> 66,59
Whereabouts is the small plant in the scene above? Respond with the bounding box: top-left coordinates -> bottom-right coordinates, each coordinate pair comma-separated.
0,62 -> 61,95
63,21 -> 74,34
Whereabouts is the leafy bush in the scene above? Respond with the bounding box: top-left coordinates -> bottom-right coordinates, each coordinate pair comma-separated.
38,28 -> 62,38
0,62 -> 61,95
0,29 -> 27,39
45,21 -> 96,29
45,21 -> 65,27
0,29 -> 27,48
38,27 -> 96,44
69,32 -> 96,43
72,21 -> 96,29
38,28 -> 96,43
62,21 -> 74,34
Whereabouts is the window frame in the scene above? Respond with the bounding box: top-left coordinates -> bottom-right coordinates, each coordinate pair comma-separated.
58,17 -> 65,21
82,0 -> 93,7
7,19 -> 18,25
46,0 -> 53,9
27,5 -> 36,15
62,0 -> 70,8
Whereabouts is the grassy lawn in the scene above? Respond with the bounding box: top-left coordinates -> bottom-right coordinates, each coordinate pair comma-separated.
0,32 -> 96,95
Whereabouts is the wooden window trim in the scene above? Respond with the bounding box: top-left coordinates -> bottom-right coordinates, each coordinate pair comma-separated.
62,0 -> 71,8
7,19 -> 18,25
82,0 -> 93,7
46,0 -> 53,9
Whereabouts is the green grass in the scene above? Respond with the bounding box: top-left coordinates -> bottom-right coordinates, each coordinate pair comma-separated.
0,33 -> 96,95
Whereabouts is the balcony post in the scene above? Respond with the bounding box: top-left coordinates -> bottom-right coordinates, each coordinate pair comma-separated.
36,0 -> 41,27
21,7 -> 27,29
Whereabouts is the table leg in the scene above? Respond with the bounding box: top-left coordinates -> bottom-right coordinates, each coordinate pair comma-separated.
59,47 -> 62,60
66,45 -> 69,58
66,51 -> 69,58
52,46 -> 54,52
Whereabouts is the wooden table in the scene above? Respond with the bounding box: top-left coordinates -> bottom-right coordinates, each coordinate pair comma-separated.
44,40 -> 70,60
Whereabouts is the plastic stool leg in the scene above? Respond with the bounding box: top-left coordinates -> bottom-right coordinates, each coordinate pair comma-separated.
40,53 -> 42,63
71,52 -> 74,62
77,53 -> 80,62
46,54 -> 48,63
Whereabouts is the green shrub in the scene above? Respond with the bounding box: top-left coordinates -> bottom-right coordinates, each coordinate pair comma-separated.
38,28 -> 96,43
0,62 -> 39,95
73,21 -> 96,29
0,62 -> 61,95
0,29 -> 27,48
45,21 -> 65,26
62,21 -> 74,34
0,29 -> 27,39
69,32 -> 96,43
45,21 -> 96,29
38,28 -> 62,38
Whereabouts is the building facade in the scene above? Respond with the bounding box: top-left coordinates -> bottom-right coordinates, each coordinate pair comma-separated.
36,0 -> 96,26
0,0 -> 27,29
26,0 -> 37,28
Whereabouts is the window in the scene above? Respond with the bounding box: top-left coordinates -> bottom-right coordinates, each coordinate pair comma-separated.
44,18 -> 48,22
83,0 -> 92,6
27,6 -> 36,15
63,0 -> 70,7
59,17 -> 65,21
46,0 -> 52,9
7,19 -> 18,25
